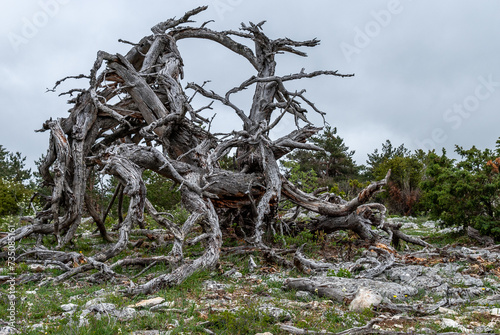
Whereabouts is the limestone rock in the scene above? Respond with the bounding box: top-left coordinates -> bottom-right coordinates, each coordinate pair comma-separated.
295,290 -> 312,301
348,287 -> 383,311
285,276 -> 418,301
422,221 -> 437,228
259,305 -> 292,321
115,307 -> 137,320
0,327 -> 18,335
441,318 -> 466,332
203,280 -> 228,291
60,303 -> 78,312
28,264 -> 45,272
128,297 -> 165,308
30,323 -> 44,330
88,303 -> 116,314
231,271 -> 243,279
438,307 -> 457,315
84,297 -> 105,309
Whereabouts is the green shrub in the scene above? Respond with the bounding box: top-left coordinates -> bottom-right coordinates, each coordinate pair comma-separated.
421,146 -> 500,239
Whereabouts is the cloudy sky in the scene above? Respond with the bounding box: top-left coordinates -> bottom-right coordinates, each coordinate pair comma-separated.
1,0 -> 499,171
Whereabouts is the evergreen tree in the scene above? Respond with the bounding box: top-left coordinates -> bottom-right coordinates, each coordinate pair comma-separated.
368,141 -> 423,215
366,140 -> 410,179
283,126 -> 359,184
421,144 -> 500,239
0,145 -> 33,215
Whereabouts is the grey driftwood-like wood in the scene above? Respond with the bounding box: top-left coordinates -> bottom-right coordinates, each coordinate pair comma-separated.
0,6 -> 427,293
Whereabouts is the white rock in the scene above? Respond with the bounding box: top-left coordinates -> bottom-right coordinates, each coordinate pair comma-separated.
401,222 -> 419,229
231,271 -> 243,279
348,287 -> 383,312
31,323 -> 44,330
202,280 -> 228,291
422,221 -> 437,228
93,288 -> 107,296
296,291 -> 312,301
84,297 -> 105,309
441,318 -> 466,332
259,305 -> 292,321
255,333 -> 274,335
88,303 -> 116,314
28,264 -> 45,272
115,307 -> 137,320
490,308 -> 500,316
438,307 -> 457,315
60,303 -> 78,312
25,290 -> 37,295
78,317 -> 89,327
0,326 -> 19,335
487,320 -> 498,328
129,297 -> 165,308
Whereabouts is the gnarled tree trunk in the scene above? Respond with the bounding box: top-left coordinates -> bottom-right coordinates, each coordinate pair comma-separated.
0,6 -> 425,294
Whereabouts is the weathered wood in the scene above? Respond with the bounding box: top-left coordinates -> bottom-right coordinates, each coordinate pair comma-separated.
4,7 -> 418,292
467,226 -> 495,246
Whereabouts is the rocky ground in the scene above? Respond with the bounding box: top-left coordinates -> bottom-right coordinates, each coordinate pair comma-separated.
1,216 -> 499,334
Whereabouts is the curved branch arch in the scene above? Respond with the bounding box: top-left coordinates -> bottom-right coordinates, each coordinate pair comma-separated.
0,6 -> 426,294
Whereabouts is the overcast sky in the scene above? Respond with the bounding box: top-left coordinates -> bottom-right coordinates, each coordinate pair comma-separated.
1,0 -> 499,171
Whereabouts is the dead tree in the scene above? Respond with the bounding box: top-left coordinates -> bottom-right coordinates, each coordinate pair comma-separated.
1,6 -> 424,295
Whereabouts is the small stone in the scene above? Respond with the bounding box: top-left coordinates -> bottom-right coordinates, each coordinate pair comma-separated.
60,303 -> 78,312
88,303 -> 116,314
255,333 -> 273,335
487,320 -> 498,328
202,280 -> 228,291
128,297 -> 165,308
115,307 -> 137,320
259,306 -> 292,321
84,297 -> 105,309
267,288 -> 281,295
137,310 -> 154,317
0,326 -> 18,335
296,291 -> 312,301
31,323 -> 44,330
422,221 -> 436,228
474,326 -> 493,333
490,308 -> 500,316
441,318 -> 465,331
28,264 -> 45,272
25,290 -> 37,295
401,222 -> 418,229
438,307 -> 457,315
93,288 -> 107,296
349,287 -> 382,312
231,271 -> 243,279
150,301 -> 175,312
